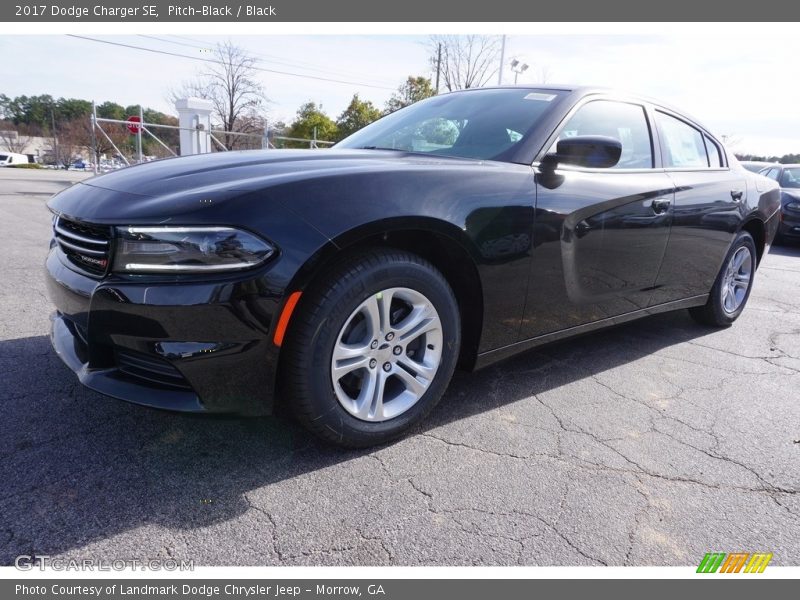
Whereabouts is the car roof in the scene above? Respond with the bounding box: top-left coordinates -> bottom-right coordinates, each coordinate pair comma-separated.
448,85 -> 715,137
450,84 -> 669,106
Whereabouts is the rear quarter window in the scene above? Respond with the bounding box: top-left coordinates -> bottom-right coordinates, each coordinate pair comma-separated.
656,111 -> 708,168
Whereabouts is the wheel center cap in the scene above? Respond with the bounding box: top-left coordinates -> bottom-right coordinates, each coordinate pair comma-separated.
375,344 -> 393,362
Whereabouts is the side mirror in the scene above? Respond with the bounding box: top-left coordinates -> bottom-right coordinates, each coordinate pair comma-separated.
543,135 -> 622,169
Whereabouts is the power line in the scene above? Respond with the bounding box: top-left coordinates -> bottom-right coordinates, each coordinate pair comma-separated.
141,34 -> 399,86
66,35 -> 395,91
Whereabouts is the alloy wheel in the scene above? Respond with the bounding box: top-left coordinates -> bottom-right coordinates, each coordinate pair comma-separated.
721,246 -> 753,314
330,287 -> 443,422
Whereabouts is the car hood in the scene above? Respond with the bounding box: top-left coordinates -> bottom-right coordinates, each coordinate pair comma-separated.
48,149 -> 497,223
87,149 -> 489,195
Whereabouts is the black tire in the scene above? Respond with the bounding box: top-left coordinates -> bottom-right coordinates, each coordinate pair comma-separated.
281,248 -> 461,448
688,231 -> 757,327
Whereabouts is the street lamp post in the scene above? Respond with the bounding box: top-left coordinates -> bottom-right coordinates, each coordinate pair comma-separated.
510,59 -> 529,84
497,35 -> 506,85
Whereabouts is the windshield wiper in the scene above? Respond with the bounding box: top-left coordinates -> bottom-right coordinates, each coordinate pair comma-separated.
358,146 -> 404,151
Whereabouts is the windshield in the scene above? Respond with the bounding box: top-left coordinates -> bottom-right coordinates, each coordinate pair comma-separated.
780,168 -> 800,189
336,88 -> 565,161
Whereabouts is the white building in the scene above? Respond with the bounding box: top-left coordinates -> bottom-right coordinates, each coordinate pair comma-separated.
0,129 -> 88,162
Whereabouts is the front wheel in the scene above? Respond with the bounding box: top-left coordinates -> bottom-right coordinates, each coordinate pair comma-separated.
689,231 -> 757,327
281,249 -> 461,447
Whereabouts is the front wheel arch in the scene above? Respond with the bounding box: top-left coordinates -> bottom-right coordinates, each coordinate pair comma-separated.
280,220 -> 484,372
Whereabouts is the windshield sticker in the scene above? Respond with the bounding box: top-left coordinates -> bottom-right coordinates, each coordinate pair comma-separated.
524,92 -> 557,101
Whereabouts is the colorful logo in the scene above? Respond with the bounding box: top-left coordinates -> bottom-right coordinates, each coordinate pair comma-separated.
697,552 -> 773,573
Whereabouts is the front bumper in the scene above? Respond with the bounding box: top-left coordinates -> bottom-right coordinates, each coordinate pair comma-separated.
45,248 -> 285,415
778,207 -> 800,239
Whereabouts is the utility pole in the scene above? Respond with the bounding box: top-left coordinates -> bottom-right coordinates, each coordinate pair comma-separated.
435,42 -> 442,93
50,105 -> 59,169
90,101 -> 98,175
137,105 -> 144,164
497,35 -> 507,85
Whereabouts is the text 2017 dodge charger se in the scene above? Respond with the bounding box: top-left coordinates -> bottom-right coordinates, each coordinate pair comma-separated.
46,87 -> 781,447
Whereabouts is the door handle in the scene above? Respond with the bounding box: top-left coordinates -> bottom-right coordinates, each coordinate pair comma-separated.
731,189 -> 744,201
651,198 -> 671,214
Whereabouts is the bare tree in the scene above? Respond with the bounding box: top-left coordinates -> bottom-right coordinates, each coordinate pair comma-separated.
62,117 -> 132,164
43,131 -> 77,168
429,35 -> 502,91
0,127 -> 32,154
172,41 -> 268,150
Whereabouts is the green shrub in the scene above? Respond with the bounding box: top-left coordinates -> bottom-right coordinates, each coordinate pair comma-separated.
8,163 -> 43,169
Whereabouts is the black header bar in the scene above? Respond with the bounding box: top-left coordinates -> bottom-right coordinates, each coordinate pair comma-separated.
3,0 -> 800,22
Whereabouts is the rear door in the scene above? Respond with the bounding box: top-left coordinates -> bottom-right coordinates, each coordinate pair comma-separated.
648,110 -> 748,306
521,98 -> 675,339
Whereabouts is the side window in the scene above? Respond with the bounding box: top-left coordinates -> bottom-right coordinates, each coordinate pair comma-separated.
656,111 -> 708,168
704,135 -> 722,167
780,168 -> 800,188
554,100 -> 653,169
765,168 -> 781,181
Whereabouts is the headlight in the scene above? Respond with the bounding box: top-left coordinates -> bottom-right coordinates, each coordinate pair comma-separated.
112,226 -> 274,273
786,201 -> 800,211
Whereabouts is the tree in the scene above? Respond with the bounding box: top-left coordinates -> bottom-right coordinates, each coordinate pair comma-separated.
384,76 -> 436,114
429,35 -> 502,92
56,98 -> 92,122
172,40 -> 268,150
96,101 -> 126,121
55,117 -> 129,166
0,126 -> 32,154
0,94 -> 55,128
287,102 -> 338,146
336,94 -> 382,140
736,152 -> 800,164
141,110 -> 180,155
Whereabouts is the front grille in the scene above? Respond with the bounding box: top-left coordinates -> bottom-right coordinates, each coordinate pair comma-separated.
116,348 -> 192,389
54,216 -> 113,277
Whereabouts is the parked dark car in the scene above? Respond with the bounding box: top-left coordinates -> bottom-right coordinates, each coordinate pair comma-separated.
758,163 -> 800,243
740,160 -> 778,173
46,86 -> 781,447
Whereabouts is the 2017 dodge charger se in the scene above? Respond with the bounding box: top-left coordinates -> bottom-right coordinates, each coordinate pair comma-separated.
45,87 -> 781,447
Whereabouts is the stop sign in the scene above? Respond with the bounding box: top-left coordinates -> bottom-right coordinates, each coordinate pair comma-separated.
126,116 -> 142,135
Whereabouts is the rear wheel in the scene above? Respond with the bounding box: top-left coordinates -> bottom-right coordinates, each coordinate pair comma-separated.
281,248 -> 461,447
689,231 -> 756,327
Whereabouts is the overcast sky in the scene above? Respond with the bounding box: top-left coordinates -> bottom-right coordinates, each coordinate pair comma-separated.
0,33 -> 797,155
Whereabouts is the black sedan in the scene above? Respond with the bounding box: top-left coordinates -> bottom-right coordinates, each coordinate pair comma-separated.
758,163 -> 800,243
45,86 -> 781,447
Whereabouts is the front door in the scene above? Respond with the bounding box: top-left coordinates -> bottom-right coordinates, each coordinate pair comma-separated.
520,98 -> 675,340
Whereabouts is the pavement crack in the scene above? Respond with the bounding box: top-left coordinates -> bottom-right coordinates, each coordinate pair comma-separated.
242,495 -> 281,561
650,423 -> 797,495
624,477 -> 652,566
419,432 -> 540,460
440,506 -> 607,565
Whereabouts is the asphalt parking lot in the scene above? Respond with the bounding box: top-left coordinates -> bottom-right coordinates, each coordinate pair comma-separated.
1,167 -> 798,567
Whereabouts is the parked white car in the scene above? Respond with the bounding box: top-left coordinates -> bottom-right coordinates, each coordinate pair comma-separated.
0,152 -> 30,166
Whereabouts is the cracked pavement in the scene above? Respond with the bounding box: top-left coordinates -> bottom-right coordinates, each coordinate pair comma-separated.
1,169 -> 798,566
